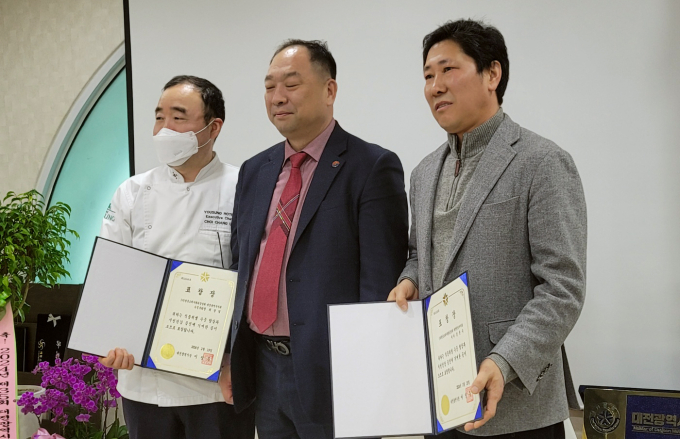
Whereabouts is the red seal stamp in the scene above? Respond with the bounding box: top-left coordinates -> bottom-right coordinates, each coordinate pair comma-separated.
465,387 -> 473,403
201,353 -> 214,365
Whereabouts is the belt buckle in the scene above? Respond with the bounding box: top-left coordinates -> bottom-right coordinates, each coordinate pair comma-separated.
265,339 -> 290,356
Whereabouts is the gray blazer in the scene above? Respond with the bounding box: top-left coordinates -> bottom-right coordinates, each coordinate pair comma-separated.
400,114 -> 586,436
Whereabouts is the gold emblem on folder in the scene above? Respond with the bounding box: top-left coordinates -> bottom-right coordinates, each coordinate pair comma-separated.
160,344 -> 175,359
441,395 -> 450,415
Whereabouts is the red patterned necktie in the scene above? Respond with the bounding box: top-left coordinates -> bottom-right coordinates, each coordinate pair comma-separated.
251,152 -> 308,331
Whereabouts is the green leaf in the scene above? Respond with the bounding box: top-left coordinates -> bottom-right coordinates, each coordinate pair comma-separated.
0,190 -> 77,320
105,422 -> 118,439
108,425 -> 129,439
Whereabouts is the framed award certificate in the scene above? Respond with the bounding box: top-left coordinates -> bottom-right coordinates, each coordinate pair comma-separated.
328,273 -> 481,438
68,237 -> 236,381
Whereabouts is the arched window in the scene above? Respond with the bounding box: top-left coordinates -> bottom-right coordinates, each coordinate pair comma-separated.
40,45 -> 130,284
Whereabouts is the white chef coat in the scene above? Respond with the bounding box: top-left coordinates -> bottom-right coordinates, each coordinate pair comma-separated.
100,153 -> 237,407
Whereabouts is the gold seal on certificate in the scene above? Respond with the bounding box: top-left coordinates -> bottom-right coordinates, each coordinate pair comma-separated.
160,344 -> 175,359
441,395 -> 450,415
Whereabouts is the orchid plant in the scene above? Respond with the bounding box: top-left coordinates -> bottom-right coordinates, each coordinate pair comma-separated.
17,354 -> 128,439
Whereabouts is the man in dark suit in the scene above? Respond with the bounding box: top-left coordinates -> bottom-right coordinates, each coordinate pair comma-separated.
222,39 -> 408,439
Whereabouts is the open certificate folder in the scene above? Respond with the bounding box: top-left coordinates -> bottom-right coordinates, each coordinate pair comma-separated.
68,237 -> 236,382
328,273 -> 482,438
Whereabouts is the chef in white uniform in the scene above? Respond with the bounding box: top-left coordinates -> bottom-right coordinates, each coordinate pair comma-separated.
99,75 -> 255,439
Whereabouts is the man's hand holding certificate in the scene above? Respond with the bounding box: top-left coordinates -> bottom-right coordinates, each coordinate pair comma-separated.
465,358 -> 505,431
99,348 -> 134,370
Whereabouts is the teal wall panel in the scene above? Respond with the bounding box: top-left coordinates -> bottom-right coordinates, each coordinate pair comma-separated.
49,69 -> 130,284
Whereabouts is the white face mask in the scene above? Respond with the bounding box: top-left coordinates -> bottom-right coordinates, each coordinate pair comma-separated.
153,120 -> 214,167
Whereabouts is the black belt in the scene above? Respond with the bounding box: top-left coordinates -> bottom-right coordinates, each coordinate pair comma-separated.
258,334 -> 291,356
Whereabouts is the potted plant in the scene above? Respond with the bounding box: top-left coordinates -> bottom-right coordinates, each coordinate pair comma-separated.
0,190 -> 78,322
17,354 -> 128,439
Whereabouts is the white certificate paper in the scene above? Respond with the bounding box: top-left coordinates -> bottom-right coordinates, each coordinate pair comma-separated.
328,272 -> 480,438
147,262 -> 236,380
329,301 -> 434,438
68,238 -> 169,361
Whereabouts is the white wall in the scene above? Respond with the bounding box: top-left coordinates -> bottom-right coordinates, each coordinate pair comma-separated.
0,0 -> 124,196
128,0 -> 680,394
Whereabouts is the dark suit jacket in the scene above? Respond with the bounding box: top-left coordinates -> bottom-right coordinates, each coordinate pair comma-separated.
229,123 -> 408,425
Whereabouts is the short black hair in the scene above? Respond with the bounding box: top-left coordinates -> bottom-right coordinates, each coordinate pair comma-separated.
162,75 -> 226,123
423,19 -> 509,105
272,39 -> 337,80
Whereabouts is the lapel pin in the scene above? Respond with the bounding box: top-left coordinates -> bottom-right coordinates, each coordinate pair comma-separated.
332,161 -> 340,168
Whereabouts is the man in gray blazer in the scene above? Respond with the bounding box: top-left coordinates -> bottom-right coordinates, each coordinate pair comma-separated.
389,19 -> 586,438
